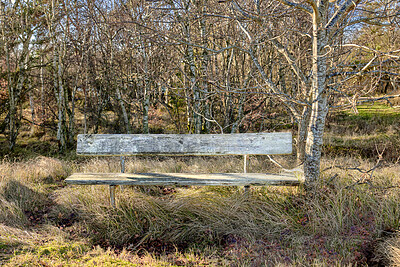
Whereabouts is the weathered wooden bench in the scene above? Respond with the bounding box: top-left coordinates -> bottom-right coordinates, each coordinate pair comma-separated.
65,133 -> 303,206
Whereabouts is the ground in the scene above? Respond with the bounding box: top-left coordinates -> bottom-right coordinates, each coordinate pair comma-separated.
0,102 -> 400,266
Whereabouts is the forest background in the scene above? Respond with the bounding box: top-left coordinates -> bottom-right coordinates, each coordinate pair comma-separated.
0,0 -> 399,183
1,0 -> 400,265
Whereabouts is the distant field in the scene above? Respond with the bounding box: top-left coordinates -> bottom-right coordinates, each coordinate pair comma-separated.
324,102 -> 400,161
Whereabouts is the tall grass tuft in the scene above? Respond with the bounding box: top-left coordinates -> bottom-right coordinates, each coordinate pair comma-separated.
0,157 -> 70,227
1,156 -> 400,265
52,185 -> 301,247
380,234 -> 400,266
0,156 -> 70,184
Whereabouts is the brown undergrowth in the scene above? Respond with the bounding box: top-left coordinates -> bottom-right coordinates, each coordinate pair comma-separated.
0,156 -> 399,266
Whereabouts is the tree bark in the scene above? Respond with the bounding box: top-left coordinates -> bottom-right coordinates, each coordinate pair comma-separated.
296,106 -> 310,163
116,86 -> 131,134
54,47 -> 66,152
304,10 -> 329,188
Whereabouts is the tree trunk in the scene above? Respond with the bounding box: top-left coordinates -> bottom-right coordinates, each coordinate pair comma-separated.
7,50 -> 27,151
68,84 -> 76,147
304,12 -> 329,188
40,56 -> 46,132
185,22 -> 202,134
189,45 -> 202,134
116,86 -> 131,134
29,89 -> 36,136
143,90 -> 150,134
138,36 -> 151,134
54,48 -> 66,152
296,106 -> 310,163
200,5 -> 210,133
231,93 -> 246,133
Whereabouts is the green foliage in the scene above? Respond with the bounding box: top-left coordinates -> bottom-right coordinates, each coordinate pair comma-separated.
335,103 -> 400,129
36,242 -> 90,259
325,103 -> 400,161
351,104 -> 400,121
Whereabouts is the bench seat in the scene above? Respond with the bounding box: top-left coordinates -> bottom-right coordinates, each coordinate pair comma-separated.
66,172 -> 302,186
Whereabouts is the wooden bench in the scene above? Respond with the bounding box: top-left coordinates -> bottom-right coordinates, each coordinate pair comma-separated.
65,133 -> 303,206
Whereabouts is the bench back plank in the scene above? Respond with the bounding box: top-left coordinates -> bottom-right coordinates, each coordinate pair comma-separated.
77,133 -> 292,156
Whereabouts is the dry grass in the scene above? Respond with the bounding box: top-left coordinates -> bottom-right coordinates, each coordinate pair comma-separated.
380,234 -> 400,267
76,155 -> 282,174
0,157 -> 70,228
0,156 -> 70,183
0,156 -> 399,266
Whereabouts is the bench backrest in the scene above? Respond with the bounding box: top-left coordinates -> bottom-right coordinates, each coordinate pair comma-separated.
77,133 -> 292,156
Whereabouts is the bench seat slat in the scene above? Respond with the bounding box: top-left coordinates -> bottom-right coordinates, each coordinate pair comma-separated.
66,172 -> 303,186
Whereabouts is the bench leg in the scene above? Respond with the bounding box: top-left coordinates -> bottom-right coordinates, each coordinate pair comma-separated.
110,185 -> 116,207
243,155 -> 250,193
120,156 -> 125,193
244,185 -> 250,193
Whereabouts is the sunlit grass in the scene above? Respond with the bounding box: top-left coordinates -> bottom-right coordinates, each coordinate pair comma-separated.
355,103 -> 400,116
325,103 -> 400,161
0,155 -> 399,266
334,102 -> 400,123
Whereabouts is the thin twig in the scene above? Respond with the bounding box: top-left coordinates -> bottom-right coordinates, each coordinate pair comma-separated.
267,155 -> 304,173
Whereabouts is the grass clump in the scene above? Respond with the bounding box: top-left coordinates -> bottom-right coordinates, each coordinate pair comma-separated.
379,234 -> 400,267
0,198 -> 28,227
0,156 -> 70,184
0,157 -> 70,228
0,156 -> 400,266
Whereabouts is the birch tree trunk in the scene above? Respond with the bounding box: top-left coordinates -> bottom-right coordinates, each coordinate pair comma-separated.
29,88 -> 35,136
224,0 -> 397,187
53,47 -> 66,152
200,4 -> 210,133
4,40 -> 16,150
303,3 -> 329,188
2,8 -> 33,150
68,82 -> 76,147
183,21 -> 202,134
188,44 -> 202,134
296,106 -> 310,162
40,56 -> 45,131
140,38 -> 151,134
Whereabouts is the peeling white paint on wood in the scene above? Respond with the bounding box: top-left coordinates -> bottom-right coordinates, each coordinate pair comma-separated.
67,133 -> 302,193
66,172 -> 302,186
76,133 -> 292,156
